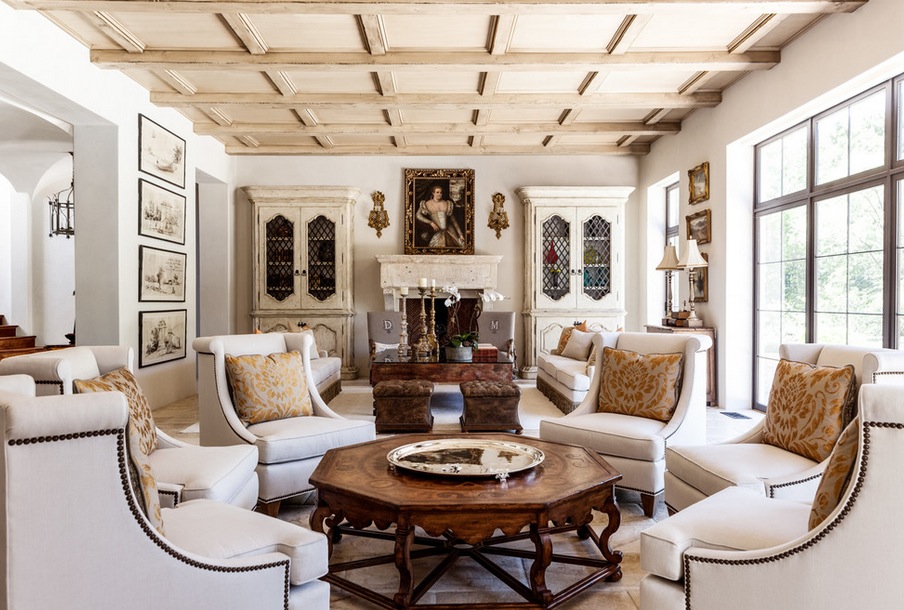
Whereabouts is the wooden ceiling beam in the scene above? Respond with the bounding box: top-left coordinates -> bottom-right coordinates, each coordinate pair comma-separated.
222,142 -> 652,155
8,1 -> 869,17
221,13 -> 268,54
151,90 -> 721,108
193,120 -> 682,136
607,14 -> 653,55
91,49 -> 781,72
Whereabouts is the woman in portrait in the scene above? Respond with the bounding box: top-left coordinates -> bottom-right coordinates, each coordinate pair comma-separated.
416,183 -> 465,248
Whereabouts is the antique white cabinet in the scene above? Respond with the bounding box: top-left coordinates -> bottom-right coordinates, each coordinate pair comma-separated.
516,186 -> 634,379
243,186 -> 358,380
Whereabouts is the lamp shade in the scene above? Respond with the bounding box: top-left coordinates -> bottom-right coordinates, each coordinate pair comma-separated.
678,239 -> 708,269
655,244 -> 680,270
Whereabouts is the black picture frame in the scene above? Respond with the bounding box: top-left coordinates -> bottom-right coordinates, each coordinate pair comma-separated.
138,114 -> 186,189
138,179 -> 186,245
139,309 -> 186,368
139,245 -> 186,302
404,168 -> 475,255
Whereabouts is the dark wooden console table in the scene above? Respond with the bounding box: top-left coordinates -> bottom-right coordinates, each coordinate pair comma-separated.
370,351 -> 514,385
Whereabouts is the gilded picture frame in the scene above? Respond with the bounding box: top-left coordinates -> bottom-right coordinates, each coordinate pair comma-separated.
688,161 -> 709,205
686,208 -> 712,245
692,253 -> 709,303
404,168 -> 475,255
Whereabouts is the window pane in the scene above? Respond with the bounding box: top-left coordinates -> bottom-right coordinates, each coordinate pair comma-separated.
817,312 -> 848,343
785,260 -> 806,311
783,205 -> 807,260
847,252 -> 883,314
756,356 -> 778,408
849,186 -> 885,253
758,311 -> 781,357
783,311 -> 807,344
666,184 -> 679,229
816,194 -> 848,256
848,92 -> 886,175
759,262 -> 781,310
816,253 -> 847,312
899,80 -> 904,161
816,109 -> 849,184
849,314 -> 883,347
758,212 -> 781,263
782,127 -> 807,195
758,140 -> 782,202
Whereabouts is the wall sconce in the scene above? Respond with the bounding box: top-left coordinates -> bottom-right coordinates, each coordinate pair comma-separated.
487,192 -> 509,239
48,166 -> 75,239
677,239 -> 709,321
368,190 -> 390,238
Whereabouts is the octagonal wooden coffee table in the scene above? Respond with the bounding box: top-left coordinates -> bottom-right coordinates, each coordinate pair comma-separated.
309,433 -> 622,609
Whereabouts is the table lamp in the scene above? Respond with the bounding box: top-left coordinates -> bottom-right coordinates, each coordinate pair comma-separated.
655,244 -> 681,319
677,239 -> 708,321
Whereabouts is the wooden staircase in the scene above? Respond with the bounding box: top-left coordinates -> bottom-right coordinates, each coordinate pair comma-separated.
0,315 -> 51,361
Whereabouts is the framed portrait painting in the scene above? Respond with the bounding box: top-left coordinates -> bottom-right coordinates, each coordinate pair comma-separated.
686,208 -> 712,245
138,114 -> 186,189
404,168 -> 475,255
139,309 -> 186,368
139,245 -> 186,302
692,253 -> 709,303
688,161 -> 709,205
139,179 -> 186,244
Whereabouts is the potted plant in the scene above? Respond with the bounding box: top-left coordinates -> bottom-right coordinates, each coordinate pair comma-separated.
446,331 -> 479,362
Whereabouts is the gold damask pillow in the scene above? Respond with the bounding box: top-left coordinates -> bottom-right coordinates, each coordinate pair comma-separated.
74,368 -> 164,534
554,321 -> 589,354
598,347 -> 684,422
225,351 -> 313,425
808,419 -> 859,530
762,359 -> 855,463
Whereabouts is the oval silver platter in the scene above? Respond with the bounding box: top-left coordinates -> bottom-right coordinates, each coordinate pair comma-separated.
387,438 -> 545,478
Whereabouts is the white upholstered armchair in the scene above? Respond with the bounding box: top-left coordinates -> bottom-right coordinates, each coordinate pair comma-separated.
640,384 -> 904,609
0,346 -> 259,510
664,343 -> 904,513
540,331 -> 710,517
193,332 -> 375,516
0,387 -> 329,609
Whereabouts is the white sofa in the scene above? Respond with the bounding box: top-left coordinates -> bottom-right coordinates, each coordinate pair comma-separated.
536,341 -> 597,414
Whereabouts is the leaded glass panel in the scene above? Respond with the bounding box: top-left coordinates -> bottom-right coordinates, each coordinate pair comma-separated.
582,214 -> 611,300
265,214 -> 294,302
541,215 -> 570,301
307,215 -> 336,302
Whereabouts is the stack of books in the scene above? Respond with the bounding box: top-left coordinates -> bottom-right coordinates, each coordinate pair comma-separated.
473,344 -> 499,363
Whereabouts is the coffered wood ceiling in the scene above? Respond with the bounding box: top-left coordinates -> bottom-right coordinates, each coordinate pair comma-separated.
6,0 -> 867,155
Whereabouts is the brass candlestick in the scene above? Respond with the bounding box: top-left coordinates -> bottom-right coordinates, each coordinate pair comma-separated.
427,286 -> 438,359
414,287 -> 432,361
397,293 -> 410,361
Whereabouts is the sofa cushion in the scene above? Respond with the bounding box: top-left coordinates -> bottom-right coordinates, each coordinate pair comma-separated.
163,498 -> 328,585
149,444 -> 258,504
284,329 -> 320,360
665,442 -> 818,498
249,416 -> 376,464
762,359 -> 855,462
598,347 -> 684,422
540,412 -> 666,461
554,321 -> 588,353
225,351 -> 313,425
641,487 -> 810,581
307,357 -> 341,388
809,418 -> 859,530
561,328 -> 594,360
555,366 -> 592,393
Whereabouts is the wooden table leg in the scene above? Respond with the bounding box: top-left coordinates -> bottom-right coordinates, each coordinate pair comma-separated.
310,503 -> 343,557
528,523 -> 554,605
597,489 -> 624,572
393,522 -> 416,608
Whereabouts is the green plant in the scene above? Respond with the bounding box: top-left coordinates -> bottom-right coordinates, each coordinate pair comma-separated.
447,331 -> 479,350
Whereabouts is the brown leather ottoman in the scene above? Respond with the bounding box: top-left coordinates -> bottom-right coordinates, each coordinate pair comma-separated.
373,379 -> 434,433
459,380 -> 522,434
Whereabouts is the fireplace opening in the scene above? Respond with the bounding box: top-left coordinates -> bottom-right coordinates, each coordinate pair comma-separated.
404,297 -> 479,348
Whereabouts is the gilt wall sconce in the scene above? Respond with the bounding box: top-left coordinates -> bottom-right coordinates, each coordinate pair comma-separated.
368,190 -> 390,237
487,192 -> 509,239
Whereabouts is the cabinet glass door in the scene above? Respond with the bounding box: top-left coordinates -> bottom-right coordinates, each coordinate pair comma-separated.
264,214 -> 296,302
306,215 -> 336,302
541,214 -> 571,301
581,214 -> 611,300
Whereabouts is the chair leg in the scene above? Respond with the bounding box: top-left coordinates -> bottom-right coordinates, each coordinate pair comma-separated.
256,500 -> 281,517
640,492 -> 657,518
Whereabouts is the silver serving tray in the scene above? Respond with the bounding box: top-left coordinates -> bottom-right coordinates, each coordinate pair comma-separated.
387,438 -> 545,478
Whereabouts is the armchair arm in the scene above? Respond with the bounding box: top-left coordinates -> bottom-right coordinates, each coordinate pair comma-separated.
0,356 -> 71,392
89,345 -> 134,374
761,459 -> 825,501
156,481 -> 183,509
300,334 -> 344,419
156,427 -> 191,449
778,342 -> 824,364
0,374 -> 36,396
863,350 -> 904,384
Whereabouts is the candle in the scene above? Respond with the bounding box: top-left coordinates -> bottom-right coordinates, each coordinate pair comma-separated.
431,279 -> 436,288
418,277 -> 427,288
399,286 -> 409,296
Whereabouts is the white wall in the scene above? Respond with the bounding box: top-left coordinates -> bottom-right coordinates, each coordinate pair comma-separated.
234,155 -> 639,375
637,0 -> 904,408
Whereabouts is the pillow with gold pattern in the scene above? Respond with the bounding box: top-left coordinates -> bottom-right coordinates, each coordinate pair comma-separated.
225,351 -> 313,425
598,347 -> 684,422
808,418 -> 859,530
554,321 -> 589,354
762,359 -> 855,463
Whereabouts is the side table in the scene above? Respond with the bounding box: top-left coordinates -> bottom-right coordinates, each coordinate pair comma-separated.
644,325 -> 717,406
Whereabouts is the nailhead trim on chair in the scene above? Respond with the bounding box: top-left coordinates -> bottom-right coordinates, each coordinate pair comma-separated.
34,380 -> 65,394
213,364 -> 262,446
159,489 -> 180,507
682,421 -> 896,609
9,427 -> 293,609
767,472 -> 824,498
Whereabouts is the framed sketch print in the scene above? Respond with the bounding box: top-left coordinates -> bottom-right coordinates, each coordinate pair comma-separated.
139,245 -> 186,302
138,114 -> 186,189
688,161 -> 709,205
139,179 -> 186,244
686,208 -> 712,245
139,309 -> 186,368
404,168 -> 475,255
692,253 -> 709,303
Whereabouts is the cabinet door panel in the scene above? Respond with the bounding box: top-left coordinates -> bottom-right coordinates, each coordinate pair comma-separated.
259,208 -> 301,310
576,207 -> 619,310
536,207 -> 576,309
301,208 -> 343,310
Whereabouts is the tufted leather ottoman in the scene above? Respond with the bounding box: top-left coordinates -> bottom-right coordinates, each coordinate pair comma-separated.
459,380 -> 522,434
373,379 -> 434,433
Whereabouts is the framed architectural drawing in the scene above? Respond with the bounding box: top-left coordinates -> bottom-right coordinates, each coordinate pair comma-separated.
404,168 -> 474,255
139,179 -> 186,244
688,161 -> 709,205
686,208 -> 712,245
139,245 -> 186,302
138,114 -> 186,189
139,309 -> 186,368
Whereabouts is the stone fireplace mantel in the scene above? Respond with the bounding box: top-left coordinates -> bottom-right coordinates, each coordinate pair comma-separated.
376,254 -> 502,310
